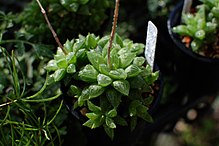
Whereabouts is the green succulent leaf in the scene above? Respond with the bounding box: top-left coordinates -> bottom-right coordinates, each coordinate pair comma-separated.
99,64 -> 110,75
66,52 -> 77,64
129,100 -> 142,117
79,64 -> 98,82
106,109 -> 117,118
83,117 -> 103,129
105,117 -> 116,129
109,69 -> 127,80
125,64 -> 142,78
69,85 -> 81,96
78,88 -> 90,106
130,116 -> 137,131
191,39 -> 203,52
64,39 -> 74,52
133,57 -> 145,66
106,88 -> 122,108
86,33 -> 97,48
119,52 -> 136,68
97,74 -> 112,87
67,64 -> 76,73
53,68 -> 66,82
87,51 -> 105,69
45,60 -> 58,71
87,100 -> 101,113
86,112 -> 100,121
195,29 -> 205,40
56,58 -> 68,68
137,105 -> 153,123
113,116 -> 128,126
103,124 -> 114,140
112,80 -> 130,96
114,33 -> 123,47
88,85 -> 105,99
98,35 -> 110,48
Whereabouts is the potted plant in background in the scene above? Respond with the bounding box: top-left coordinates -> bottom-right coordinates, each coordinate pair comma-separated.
35,0 -> 164,145
167,0 -> 219,98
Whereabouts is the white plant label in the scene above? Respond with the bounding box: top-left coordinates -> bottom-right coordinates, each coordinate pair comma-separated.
145,21 -> 158,71
182,0 -> 192,14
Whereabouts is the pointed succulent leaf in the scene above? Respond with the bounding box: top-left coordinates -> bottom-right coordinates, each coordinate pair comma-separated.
54,47 -> 65,60
73,40 -> 85,52
106,109 -> 117,118
129,100 -> 142,117
131,43 -> 145,55
137,105 -> 153,123
53,68 -> 66,82
195,29 -> 205,40
109,51 -> 120,69
45,60 -> 58,71
88,85 -> 105,99
97,74 -> 112,87
119,52 -> 136,68
112,80 -> 130,96
130,116 -> 137,131
66,52 -> 77,64
105,117 -> 116,129
64,39 -> 74,52
86,112 -> 100,121
98,35 -> 109,48
99,64 -> 110,75
205,22 -> 217,33
56,58 -> 68,68
78,88 -> 90,106
133,57 -> 145,66
69,85 -> 81,96
103,124 -> 114,140
109,69 -> 127,80
113,116 -> 128,126
84,114 -> 104,129
87,100 -> 101,113
106,88 -> 122,108
67,64 -> 76,73
114,33 -> 123,47
125,64 -> 142,78
191,39 -> 203,52
87,51 -> 104,69
86,33 -> 97,48
79,64 -> 98,82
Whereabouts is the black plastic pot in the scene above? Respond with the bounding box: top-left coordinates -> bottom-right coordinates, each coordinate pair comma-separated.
167,0 -> 219,98
62,66 -> 164,146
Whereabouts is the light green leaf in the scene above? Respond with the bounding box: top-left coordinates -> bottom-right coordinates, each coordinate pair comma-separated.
109,69 -> 127,80
53,68 -> 66,82
125,64 -> 142,78
88,85 -> 105,99
97,74 -> 112,87
112,80 -> 130,96
79,64 -> 98,82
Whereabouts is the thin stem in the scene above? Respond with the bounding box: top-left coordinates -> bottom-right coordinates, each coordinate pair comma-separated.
108,0 -> 120,69
35,0 -> 67,55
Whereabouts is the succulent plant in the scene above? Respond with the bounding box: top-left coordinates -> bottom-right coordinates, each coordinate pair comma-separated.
45,33 -> 160,139
172,0 -> 219,58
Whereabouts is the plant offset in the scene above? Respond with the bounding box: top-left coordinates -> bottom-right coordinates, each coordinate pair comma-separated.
39,0 -> 160,139
172,0 -> 219,58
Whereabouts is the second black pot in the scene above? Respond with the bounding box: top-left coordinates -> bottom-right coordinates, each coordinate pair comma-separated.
167,0 -> 219,98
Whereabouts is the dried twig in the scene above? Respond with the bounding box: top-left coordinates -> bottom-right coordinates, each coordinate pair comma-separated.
108,0 -> 120,68
35,0 -> 67,55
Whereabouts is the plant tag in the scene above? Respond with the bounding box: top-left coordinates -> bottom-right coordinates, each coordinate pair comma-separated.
145,21 -> 158,71
182,0 -> 192,14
